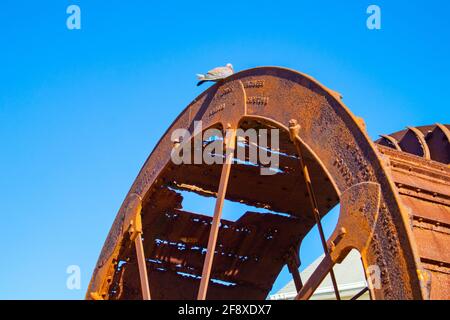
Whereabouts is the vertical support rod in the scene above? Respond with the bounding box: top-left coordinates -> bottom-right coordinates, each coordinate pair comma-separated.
287,262 -> 303,293
135,234 -> 151,300
289,120 -> 341,300
286,247 -> 303,292
129,200 -> 151,300
197,126 -> 236,300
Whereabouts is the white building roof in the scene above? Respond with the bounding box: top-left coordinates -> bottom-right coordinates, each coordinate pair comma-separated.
270,249 -> 369,300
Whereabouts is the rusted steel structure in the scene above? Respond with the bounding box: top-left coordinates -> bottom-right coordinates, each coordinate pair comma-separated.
86,67 -> 449,300
376,125 -> 450,299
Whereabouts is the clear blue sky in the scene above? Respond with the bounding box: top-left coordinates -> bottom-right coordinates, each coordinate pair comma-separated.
0,0 -> 448,299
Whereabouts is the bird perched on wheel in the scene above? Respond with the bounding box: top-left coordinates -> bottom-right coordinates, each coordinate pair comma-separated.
196,63 -> 234,86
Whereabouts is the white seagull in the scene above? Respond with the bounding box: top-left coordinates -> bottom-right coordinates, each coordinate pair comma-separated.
196,63 -> 234,86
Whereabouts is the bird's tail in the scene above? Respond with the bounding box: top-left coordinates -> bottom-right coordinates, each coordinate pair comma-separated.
196,74 -> 206,80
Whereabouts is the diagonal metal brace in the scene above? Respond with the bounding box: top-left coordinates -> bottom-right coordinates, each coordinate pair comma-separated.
289,119 -> 341,300
295,182 -> 381,300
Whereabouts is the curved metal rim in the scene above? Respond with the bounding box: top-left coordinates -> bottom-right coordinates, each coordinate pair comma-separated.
86,66 -> 427,300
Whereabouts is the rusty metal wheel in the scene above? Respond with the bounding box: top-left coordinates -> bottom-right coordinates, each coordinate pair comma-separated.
87,67 -> 443,300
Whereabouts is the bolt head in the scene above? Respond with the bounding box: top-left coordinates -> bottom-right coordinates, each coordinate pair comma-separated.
289,119 -> 298,127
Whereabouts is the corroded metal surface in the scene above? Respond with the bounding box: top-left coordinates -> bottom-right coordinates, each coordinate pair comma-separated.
296,182 -> 382,300
86,67 -> 449,300
376,125 -> 449,299
376,144 -> 450,299
377,124 -> 450,164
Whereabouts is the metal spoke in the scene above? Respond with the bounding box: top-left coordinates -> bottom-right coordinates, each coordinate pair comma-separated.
135,235 -> 151,300
197,127 -> 236,300
286,247 -> 303,292
350,287 -> 369,300
287,262 -> 303,293
129,202 -> 151,300
295,254 -> 335,300
289,119 -> 341,300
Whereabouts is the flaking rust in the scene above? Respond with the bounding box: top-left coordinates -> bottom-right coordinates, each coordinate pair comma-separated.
86,67 -> 449,300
